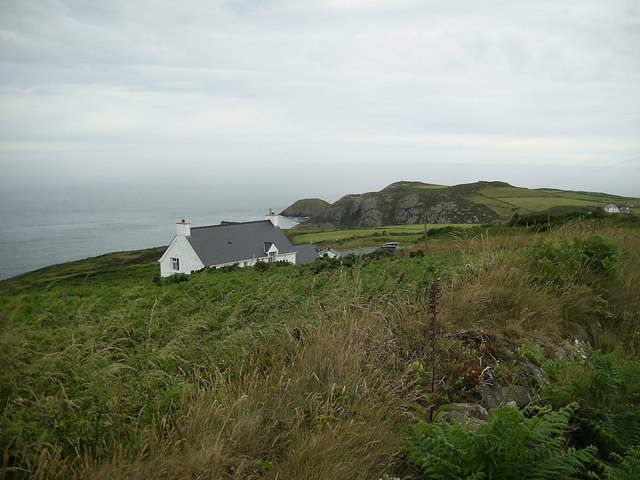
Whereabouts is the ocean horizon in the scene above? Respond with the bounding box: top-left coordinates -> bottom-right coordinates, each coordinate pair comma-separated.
0,183 -> 303,281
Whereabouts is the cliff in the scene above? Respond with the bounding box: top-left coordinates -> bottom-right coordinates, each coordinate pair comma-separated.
297,181 -> 503,228
292,180 -> 639,229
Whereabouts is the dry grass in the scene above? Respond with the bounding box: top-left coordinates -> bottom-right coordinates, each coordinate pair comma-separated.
72,300 -> 423,480
440,247 -> 578,342
439,219 -> 640,349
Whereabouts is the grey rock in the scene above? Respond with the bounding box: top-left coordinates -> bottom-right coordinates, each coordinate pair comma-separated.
479,383 -> 504,409
438,403 -> 489,428
522,360 -> 545,384
394,194 -> 422,224
505,385 -> 532,408
480,383 -> 532,409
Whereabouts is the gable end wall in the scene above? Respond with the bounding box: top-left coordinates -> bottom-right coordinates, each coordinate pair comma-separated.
159,236 -> 205,277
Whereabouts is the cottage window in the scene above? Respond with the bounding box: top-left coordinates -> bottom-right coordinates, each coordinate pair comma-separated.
171,258 -> 180,270
268,251 -> 276,262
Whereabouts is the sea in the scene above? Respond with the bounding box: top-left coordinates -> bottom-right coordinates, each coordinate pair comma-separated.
0,183 -> 307,281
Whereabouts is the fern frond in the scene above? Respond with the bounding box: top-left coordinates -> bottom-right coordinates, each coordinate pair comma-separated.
406,404 -> 593,480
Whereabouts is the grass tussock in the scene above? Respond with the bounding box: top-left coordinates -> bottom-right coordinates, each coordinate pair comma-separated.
441,246 -> 589,342
77,304 -> 418,480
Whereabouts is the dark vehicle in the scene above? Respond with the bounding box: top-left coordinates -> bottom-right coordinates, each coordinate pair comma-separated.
381,242 -> 399,251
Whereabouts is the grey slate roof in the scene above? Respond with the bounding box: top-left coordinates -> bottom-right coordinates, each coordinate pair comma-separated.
186,220 -> 316,266
293,243 -> 320,264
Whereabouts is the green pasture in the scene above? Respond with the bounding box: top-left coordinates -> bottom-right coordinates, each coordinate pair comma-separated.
288,224 -> 471,245
555,191 -> 611,203
535,188 -> 563,194
467,194 -> 522,216
469,190 -> 609,215
556,191 -> 640,206
500,196 -> 602,212
414,184 -> 448,190
481,186 -> 551,198
481,187 -> 639,210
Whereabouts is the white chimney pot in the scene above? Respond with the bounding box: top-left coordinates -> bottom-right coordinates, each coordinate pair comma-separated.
266,210 -> 279,227
176,219 -> 191,236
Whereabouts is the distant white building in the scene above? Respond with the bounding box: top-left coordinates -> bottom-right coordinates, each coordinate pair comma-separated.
604,204 -> 620,213
604,204 -> 631,214
317,248 -> 341,259
158,215 -> 317,277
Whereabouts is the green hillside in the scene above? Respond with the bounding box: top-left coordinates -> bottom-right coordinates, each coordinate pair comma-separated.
285,223 -> 473,251
1,215 -> 640,479
468,185 -> 640,217
295,181 -> 639,228
279,198 -> 330,217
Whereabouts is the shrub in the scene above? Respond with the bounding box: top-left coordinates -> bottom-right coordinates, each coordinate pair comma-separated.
219,263 -> 240,272
305,256 -> 342,274
253,261 -> 271,272
580,235 -> 620,275
366,249 -> 393,260
155,273 -> 190,286
535,235 -> 619,285
406,404 -> 596,480
540,349 -> 640,461
508,210 -> 604,229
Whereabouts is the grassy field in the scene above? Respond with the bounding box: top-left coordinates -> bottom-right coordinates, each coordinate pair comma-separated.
288,224 -> 472,248
413,184 -> 448,190
467,185 -> 640,217
465,194 -> 521,216
1,216 -> 639,479
0,247 -> 165,293
555,191 -> 618,202
481,186 -> 552,198
497,196 -> 602,211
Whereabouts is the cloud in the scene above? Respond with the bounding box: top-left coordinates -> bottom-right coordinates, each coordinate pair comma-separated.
0,0 -> 639,194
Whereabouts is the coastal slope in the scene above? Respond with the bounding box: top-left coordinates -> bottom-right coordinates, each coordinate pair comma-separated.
279,198 -> 330,217
289,180 -> 639,228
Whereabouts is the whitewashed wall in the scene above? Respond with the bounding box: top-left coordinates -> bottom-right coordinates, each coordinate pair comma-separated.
159,236 -> 205,277
278,252 -> 297,264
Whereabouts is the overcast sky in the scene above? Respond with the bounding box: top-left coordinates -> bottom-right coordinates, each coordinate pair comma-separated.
1,0 -> 639,199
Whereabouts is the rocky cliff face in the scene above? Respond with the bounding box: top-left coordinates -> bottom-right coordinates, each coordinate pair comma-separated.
297,181 -> 501,228
299,194 -> 384,229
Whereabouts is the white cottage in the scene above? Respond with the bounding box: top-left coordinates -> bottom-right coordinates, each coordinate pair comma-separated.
604,204 -> 632,214
159,217 -> 317,277
604,204 -> 621,213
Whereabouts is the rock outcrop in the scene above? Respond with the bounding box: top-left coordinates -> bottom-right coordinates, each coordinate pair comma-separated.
296,181 -> 502,228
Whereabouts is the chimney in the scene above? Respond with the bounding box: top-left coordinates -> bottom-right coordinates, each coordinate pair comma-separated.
176,219 -> 191,236
266,209 -> 279,227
